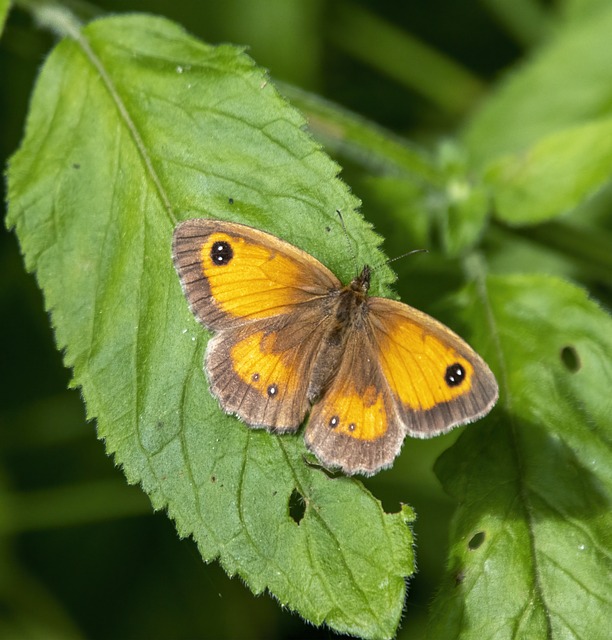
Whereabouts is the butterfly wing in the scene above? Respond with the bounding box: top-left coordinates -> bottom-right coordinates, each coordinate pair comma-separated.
172,219 -> 341,431
206,307 -> 333,431
172,219 -> 340,330
304,295 -> 498,476
367,296 -> 498,437
304,327 -> 406,476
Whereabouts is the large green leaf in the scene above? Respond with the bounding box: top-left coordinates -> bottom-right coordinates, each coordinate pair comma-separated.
485,117 -> 612,224
0,0 -> 9,37
461,6 -> 612,225
429,275 -> 612,640
463,5 -> 612,165
6,14 -> 415,639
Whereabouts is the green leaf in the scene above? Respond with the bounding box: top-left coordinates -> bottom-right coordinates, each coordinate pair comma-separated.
463,5 -> 612,165
434,142 -> 490,255
6,14 -> 415,639
429,274 -> 612,640
461,7 -> 612,225
485,117 -> 612,224
0,0 -> 9,37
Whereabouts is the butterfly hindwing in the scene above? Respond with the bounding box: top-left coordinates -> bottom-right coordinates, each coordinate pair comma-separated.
304,328 -> 406,475
206,309 -> 332,431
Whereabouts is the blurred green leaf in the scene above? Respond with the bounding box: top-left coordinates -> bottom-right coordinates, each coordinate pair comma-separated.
6,14 -> 415,639
460,6 -> 612,227
281,83 -> 441,184
480,0 -> 554,46
434,142 -> 490,255
430,274 -> 612,640
0,0 -> 9,37
464,5 -> 612,165
486,117 -> 612,224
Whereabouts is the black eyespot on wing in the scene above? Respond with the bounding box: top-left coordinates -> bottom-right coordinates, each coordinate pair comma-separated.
445,363 -> 465,387
267,383 -> 278,397
210,240 -> 233,265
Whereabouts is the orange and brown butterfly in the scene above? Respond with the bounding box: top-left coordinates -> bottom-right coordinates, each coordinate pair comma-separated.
172,219 -> 498,476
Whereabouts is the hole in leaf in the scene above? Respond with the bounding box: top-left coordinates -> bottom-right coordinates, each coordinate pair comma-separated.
560,345 -> 581,372
288,488 -> 306,524
468,531 -> 485,550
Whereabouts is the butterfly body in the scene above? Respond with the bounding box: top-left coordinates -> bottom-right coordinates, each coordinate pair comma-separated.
173,219 -> 498,476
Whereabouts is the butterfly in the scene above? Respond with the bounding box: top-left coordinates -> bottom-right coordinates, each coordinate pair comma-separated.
172,219 -> 498,476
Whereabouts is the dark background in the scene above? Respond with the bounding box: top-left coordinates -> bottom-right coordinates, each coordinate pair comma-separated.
1,1 -> 524,638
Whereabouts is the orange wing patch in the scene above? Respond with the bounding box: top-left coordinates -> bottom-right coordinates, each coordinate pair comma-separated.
230,330 -> 300,400
323,384 -> 388,441
173,219 -> 339,331
374,311 -> 475,410
201,232 -> 320,320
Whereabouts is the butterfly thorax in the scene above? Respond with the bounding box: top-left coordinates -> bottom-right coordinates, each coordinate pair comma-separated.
307,265 -> 373,402
336,264 -> 371,321
349,265 -> 371,296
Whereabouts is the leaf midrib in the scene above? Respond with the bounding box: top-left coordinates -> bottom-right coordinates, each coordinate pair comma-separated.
74,22 -> 177,227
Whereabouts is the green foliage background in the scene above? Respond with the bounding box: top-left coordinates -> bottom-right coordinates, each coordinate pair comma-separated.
1,1 -> 611,639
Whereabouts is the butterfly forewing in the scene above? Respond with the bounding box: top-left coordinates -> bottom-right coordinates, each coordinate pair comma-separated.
172,219 -> 339,330
367,297 -> 499,436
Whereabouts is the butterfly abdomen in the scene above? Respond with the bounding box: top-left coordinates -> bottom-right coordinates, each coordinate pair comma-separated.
306,280 -> 371,402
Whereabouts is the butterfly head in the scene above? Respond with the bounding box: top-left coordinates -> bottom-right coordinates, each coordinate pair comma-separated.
350,265 -> 371,296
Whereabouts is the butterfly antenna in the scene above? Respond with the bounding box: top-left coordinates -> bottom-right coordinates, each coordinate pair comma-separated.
336,210 -> 359,275
369,248 -> 429,273
387,248 -> 429,264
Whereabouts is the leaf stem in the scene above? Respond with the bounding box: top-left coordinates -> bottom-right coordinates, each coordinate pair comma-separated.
12,0 -> 93,38
507,221 -> 612,284
329,1 -> 486,118
279,82 -> 442,185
